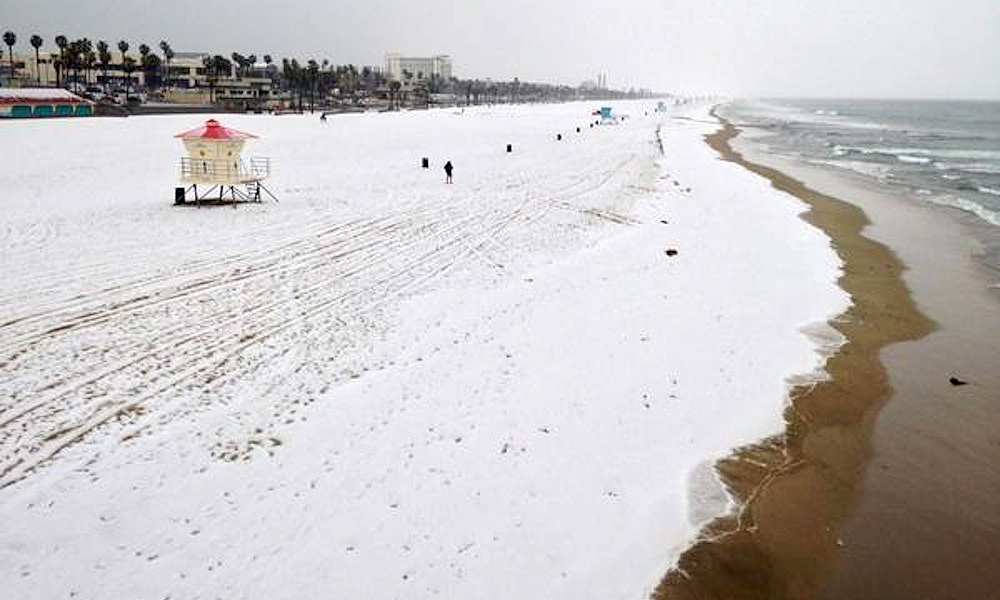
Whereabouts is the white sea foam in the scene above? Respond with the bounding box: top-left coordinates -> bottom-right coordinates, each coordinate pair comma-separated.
927,194 -> 1000,227
789,321 -> 847,387
687,460 -> 732,528
978,186 -> 1000,197
935,162 -> 1000,175
835,145 -> 1000,162
898,155 -> 932,164
810,157 -> 892,180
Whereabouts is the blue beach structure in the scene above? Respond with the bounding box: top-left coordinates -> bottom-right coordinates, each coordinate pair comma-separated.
598,106 -> 619,125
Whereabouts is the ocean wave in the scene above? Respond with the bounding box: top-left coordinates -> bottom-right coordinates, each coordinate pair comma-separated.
898,155 -> 932,164
927,194 -> 1000,228
741,102 -> 885,130
979,186 -> 1000,197
831,146 -> 936,166
809,158 -> 892,180
834,145 -> 1000,161
935,162 -> 1000,175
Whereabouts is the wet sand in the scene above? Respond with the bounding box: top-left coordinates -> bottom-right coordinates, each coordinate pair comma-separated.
750,143 -> 1000,599
654,116 -> 940,599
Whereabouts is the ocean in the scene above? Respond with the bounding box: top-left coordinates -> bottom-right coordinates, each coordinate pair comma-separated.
719,99 -> 1000,270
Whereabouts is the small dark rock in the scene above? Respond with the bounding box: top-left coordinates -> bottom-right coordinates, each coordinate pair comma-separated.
949,376 -> 968,386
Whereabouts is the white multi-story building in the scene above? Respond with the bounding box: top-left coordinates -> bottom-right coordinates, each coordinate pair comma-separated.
385,54 -> 452,86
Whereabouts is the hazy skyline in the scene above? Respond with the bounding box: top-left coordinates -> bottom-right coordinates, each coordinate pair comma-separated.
2,0 -> 998,98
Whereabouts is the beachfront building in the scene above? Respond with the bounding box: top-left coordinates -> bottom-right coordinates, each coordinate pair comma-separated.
5,50 -> 278,108
162,53 -> 276,109
385,54 -> 452,90
9,51 -> 49,87
0,87 -> 93,117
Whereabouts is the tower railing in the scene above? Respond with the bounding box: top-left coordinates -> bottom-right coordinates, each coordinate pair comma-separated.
179,156 -> 271,183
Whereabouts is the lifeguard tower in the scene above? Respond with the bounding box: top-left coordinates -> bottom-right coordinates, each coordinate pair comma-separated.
174,119 -> 277,205
599,106 -> 617,125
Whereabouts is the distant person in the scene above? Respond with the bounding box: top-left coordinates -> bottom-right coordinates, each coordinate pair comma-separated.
444,160 -> 453,184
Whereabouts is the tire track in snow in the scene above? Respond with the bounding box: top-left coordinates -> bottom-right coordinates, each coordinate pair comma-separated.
0,149 -> 646,488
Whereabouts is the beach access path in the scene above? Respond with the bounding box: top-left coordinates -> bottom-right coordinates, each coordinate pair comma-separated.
0,102 -> 845,599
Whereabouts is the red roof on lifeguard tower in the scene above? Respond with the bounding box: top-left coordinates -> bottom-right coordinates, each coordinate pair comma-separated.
174,119 -> 258,140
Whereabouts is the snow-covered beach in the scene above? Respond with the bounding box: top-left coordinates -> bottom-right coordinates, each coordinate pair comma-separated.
0,102 -> 847,599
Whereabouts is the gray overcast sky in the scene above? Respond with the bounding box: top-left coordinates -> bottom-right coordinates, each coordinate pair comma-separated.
2,0 -> 998,98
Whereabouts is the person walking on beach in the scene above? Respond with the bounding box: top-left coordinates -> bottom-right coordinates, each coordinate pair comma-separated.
444,160 -> 453,184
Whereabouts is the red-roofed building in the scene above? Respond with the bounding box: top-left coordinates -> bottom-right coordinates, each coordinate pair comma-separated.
0,88 -> 93,118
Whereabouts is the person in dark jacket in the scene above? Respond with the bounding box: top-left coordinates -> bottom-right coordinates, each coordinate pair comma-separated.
444,160 -> 453,184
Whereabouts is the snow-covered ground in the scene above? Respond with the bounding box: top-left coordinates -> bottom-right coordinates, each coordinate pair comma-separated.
0,102 -> 847,599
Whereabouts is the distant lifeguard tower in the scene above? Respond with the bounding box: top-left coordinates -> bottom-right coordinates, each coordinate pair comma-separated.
174,119 -> 277,205
599,106 -> 617,125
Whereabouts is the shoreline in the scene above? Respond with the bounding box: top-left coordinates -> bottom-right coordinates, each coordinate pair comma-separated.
654,113 -> 935,598
728,125 -> 1000,598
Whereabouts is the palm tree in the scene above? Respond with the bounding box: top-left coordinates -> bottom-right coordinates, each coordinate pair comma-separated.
79,39 -> 93,86
96,41 -> 111,91
138,44 -> 150,89
54,34 -> 68,86
390,80 -> 401,109
306,59 -> 319,110
282,58 -> 305,110
64,39 -> 84,89
117,40 -> 129,90
261,54 -> 274,88
29,35 -> 43,84
202,55 -> 231,104
231,52 -> 245,78
361,66 -> 372,91
2,31 -> 15,82
70,39 -> 89,89
84,49 -> 96,89
141,52 -> 161,90
63,39 -> 79,87
202,55 -> 215,102
122,57 -> 136,101
159,40 -> 173,89
402,70 -> 414,107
